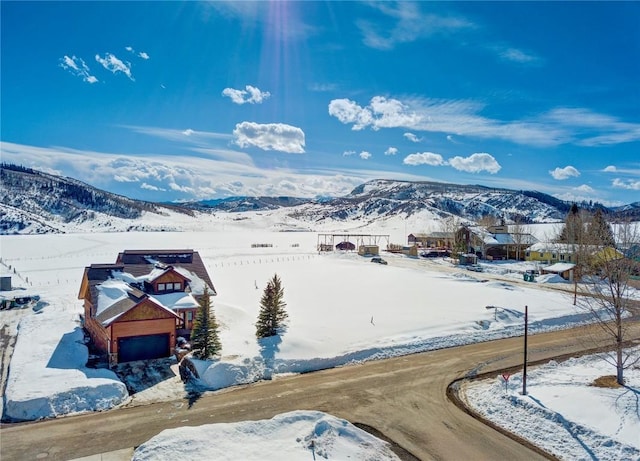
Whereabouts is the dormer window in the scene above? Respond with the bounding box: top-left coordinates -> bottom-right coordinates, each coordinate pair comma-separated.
155,281 -> 182,293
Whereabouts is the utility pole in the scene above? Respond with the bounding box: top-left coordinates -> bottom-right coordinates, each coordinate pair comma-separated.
522,305 -> 528,395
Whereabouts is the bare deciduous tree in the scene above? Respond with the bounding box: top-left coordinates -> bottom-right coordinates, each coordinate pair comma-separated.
574,220 -> 639,385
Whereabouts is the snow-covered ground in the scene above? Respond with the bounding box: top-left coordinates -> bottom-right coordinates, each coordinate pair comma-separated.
462,349 -> 640,460
1,211 -> 638,458
132,410 -> 401,461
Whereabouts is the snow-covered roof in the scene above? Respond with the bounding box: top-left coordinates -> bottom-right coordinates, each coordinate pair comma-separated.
174,267 -> 208,296
151,291 -> 199,311
95,278 -> 136,318
470,227 -> 537,246
529,242 -> 576,253
542,263 -> 576,273
94,272 -> 182,326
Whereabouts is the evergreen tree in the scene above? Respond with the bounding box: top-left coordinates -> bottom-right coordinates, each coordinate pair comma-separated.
558,203 -> 585,244
587,208 -> 615,247
191,286 -> 222,359
256,274 -> 288,338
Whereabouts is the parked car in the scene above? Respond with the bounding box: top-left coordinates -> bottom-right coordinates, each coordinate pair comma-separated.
465,264 -> 483,272
371,256 -> 388,265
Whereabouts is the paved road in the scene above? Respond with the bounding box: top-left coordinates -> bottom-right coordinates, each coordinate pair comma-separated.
3,321 -> 639,461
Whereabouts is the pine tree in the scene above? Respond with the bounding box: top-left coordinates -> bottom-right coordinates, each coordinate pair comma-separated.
191,286 -> 222,359
587,208 -> 615,247
256,274 -> 288,338
558,203 -> 585,244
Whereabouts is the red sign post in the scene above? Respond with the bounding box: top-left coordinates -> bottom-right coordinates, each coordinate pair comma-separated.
501,373 -> 511,393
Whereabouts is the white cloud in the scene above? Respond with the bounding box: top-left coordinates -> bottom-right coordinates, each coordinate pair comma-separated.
222,85 -> 271,104
603,165 -> 617,172
612,178 -> 640,190
95,53 -> 134,80
358,2 -> 472,50
575,184 -> 594,193
122,125 -> 232,146
403,132 -> 421,143
359,151 -> 372,160
343,150 -> 356,156
549,166 -> 580,180
141,183 -> 164,191
329,97 -> 421,132
499,47 -> 541,64
125,46 -> 150,60
233,122 -> 305,153
59,55 -> 98,84
403,152 -> 445,167
545,108 -> 640,146
1,141 -> 427,200
448,153 -> 501,174
328,96 -> 640,148
328,99 -> 373,131
114,175 -> 138,183
169,182 -> 194,193
384,147 -> 398,156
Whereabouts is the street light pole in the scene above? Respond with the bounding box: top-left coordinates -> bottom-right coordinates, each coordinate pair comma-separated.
522,304 -> 528,395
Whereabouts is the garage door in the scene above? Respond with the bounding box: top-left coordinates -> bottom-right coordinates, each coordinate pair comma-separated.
118,333 -> 170,363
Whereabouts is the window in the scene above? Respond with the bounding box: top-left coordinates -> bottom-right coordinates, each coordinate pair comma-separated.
552,253 -> 557,260
173,282 -> 181,290
187,311 -> 193,321
560,254 -> 565,261
525,251 -> 530,257
157,283 -> 165,291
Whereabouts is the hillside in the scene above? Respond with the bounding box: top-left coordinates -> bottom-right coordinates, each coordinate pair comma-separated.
0,164 -> 194,234
2,164 -> 636,235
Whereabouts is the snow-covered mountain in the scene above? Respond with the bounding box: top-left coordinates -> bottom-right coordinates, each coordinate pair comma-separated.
287,179 -> 570,225
1,164 -> 632,235
0,164 -> 194,234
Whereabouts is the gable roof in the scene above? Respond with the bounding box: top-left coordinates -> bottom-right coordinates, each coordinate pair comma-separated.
95,278 -> 180,326
146,265 -> 191,285
468,226 -> 538,246
115,249 -> 216,295
542,263 -> 576,273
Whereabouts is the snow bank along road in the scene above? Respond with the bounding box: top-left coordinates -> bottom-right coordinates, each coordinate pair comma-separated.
4,322 -> 639,461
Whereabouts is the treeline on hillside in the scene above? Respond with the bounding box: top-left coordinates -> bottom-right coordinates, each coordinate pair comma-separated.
0,163 -> 193,219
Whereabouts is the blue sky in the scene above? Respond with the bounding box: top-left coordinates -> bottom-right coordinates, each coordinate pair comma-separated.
1,1 -> 639,206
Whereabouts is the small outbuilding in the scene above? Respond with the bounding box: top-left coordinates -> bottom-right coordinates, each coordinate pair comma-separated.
358,245 -> 379,256
336,241 -> 356,251
541,262 -> 576,281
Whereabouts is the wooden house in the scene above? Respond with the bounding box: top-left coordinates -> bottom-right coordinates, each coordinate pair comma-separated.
78,249 -> 215,366
456,225 -> 537,261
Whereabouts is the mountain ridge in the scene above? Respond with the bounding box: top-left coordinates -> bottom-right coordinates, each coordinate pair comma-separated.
1,163 -> 637,234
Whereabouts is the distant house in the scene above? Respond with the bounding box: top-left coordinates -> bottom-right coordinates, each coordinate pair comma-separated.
407,233 -> 429,246
526,243 -> 624,267
358,245 -> 379,256
78,249 -> 215,366
407,232 -> 454,248
525,243 -> 577,265
456,224 -> 537,260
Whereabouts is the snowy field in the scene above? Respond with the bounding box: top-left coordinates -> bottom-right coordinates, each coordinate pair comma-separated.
1,213 -> 638,458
